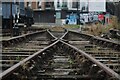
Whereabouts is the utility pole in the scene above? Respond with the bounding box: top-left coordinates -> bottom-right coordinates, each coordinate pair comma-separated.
10,1 -> 13,37
77,0 -> 80,25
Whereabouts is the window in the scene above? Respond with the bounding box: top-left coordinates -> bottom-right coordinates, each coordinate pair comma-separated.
80,0 -> 88,12
72,2 -> 79,8
45,2 -> 54,8
45,2 -> 51,7
27,0 -> 32,7
38,1 -> 41,8
57,0 -> 60,8
62,0 -> 67,7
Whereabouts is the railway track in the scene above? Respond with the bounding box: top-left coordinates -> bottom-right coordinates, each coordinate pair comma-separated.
63,31 -> 120,75
0,28 -> 120,80
1,30 -> 58,72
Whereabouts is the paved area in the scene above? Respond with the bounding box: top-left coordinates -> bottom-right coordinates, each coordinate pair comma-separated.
31,23 -> 63,28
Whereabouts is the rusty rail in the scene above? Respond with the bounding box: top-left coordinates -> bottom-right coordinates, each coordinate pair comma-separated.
68,30 -> 120,50
60,29 -> 68,40
60,40 -> 120,79
0,40 -> 59,79
46,29 -> 58,40
2,30 -> 46,47
1,29 -> 120,80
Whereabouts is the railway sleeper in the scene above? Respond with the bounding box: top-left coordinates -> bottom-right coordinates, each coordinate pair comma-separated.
2,41 -> 119,80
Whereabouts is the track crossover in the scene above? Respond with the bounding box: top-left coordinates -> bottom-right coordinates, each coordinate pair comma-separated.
1,28 -> 120,80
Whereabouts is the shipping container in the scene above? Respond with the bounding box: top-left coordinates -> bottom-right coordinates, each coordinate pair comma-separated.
19,2 -> 25,16
2,2 -> 18,18
2,2 -> 11,19
2,2 -> 34,30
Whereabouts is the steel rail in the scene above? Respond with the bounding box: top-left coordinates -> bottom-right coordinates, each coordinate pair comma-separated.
46,29 -> 59,44
0,40 -> 59,79
2,30 -> 47,47
93,36 -> 120,50
60,40 -> 120,79
47,29 -> 69,43
47,29 -> 69,42
3,30 -> 46,41
60,29 -> 69,40
68,30 -> 120,50
1,29 -> 120,79
1,29 -> 63,79
46,29 -> 58,40
1,29 -> 58,77
69,30 -> 120,44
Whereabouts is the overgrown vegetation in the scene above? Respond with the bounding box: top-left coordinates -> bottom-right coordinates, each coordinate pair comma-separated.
63,24 -> 80,29
84,16 -> 120,36
58,16 -> 120,36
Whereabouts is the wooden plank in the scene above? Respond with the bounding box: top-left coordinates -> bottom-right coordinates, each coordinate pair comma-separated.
0,60 -> 19,62
69,41 -> 90,44
1,55 -> 30,57
97,60 -> 119,63
2,52 -> 33,55
85,51 -> 120,54
95,57 -> 119,59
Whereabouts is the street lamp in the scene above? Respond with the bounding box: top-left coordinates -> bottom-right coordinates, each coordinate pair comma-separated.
77,0 -> 80,25
77,0 -> 82,25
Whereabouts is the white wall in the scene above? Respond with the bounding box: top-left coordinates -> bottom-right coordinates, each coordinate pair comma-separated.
54,0 -> 64,10
89,0 -> 106,12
